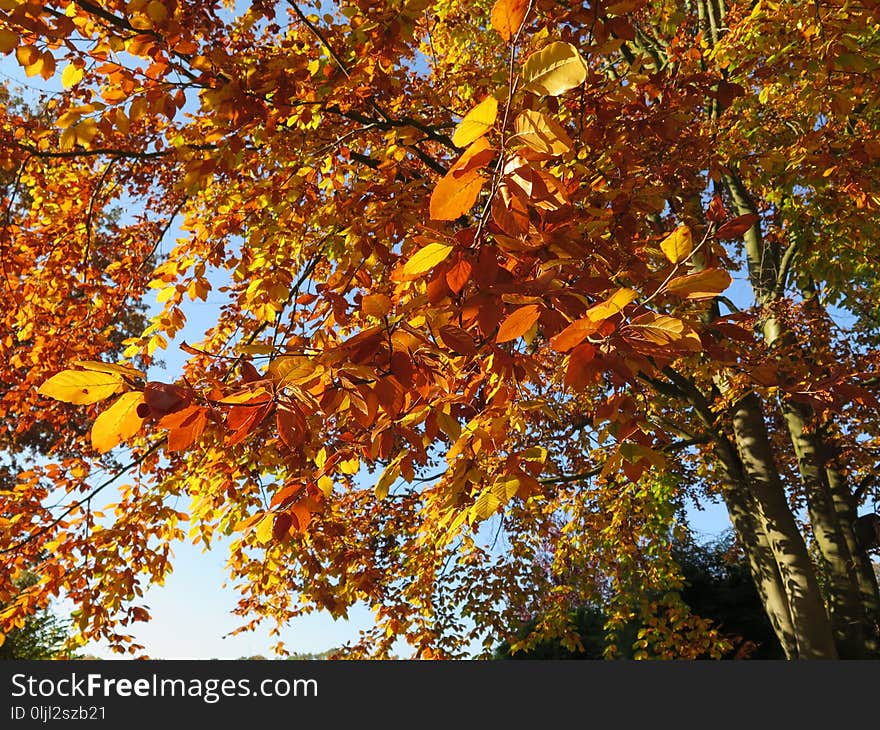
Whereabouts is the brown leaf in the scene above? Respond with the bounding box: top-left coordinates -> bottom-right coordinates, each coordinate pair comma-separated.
439,324 -> 478,355
716,213 -> 759,240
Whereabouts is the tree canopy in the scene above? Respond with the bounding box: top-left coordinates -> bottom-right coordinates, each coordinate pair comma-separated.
1,0 -> 880,659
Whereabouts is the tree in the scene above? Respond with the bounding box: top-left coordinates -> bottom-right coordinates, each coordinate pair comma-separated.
0,572 -> 78,659
494,533 -> 785,659
1,0 -> 879,659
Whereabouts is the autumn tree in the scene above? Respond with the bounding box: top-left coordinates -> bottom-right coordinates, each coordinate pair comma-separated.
2,0 -> 880,659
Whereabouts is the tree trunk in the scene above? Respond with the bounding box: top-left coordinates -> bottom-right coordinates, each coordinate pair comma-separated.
730,393 -> 838,658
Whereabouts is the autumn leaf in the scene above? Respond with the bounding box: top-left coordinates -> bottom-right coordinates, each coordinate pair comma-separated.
496,304 -> 541,342
361,293 -> 393,318
158,404 -> 208,451
73,360 -> 145,379
513,110 -> 573,155
91,391 -> 146,453
449,137 -> 495,178
452,96 -> 498,148
716,213 -> 760,240
522,42 -> 588,97
549,317 -> 603,352
61,63 -> 84,88
585,288 -> 639,322
38,369 -> 125,404
622,313 -> 702,351
0,30 -> 17,55
403,242 -> 453,277
490,0 -> 528,41
429,169 -> 486,221
660,226 -> 693,264
665,269 -> 732,299
439,324 -> 478,355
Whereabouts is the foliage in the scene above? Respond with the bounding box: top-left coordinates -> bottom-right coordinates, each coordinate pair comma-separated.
494,533 -> 784,659
0,572 -> 77,659
2,0 -> 880,659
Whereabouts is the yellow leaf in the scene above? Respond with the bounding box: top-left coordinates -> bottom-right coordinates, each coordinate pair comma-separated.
496,304 -> 541,343
61,63 -> 84,88
38,369 -> 124,404
0,29 -> 18,54
660,226 -> 693,264
255,513 -> 274,544
522,42 -> 587,97
430,169 -> 485,221
452,96 -> 498,148
586,288 -> 638,322
665,268 -> 732,299
375,457 -> 402,500
403,242 -> 454,276
513,109 -> 573,155
73,360 -> 145,379
491,0 -> 528,41
90,391 -> 146,454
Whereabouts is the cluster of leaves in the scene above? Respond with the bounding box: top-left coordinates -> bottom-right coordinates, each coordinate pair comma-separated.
494,533 -> 784,659
1,0 -> 880,658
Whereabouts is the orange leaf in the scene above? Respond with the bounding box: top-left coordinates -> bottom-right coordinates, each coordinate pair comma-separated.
430,169 -> 486,221
491,0 -> 528,41
449,137 -> 495,178
445,256 -> 472,294
549,317 -> 603,352
665,268 -> 732,299
496,304 -> 541,343
439,324 -> 478,355
563,343 -> 597,390
91,391 -> 146,453
158,405 -> 208,452
361,293 -> 392,318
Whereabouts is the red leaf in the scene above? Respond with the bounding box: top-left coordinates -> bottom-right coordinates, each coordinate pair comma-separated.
563,343 -> 597,390
272,512 -> 293,541
716,213 -> 759,240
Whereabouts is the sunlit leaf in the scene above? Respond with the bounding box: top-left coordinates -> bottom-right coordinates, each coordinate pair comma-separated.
430,169 -> 486,220
403,242 -> 454,276
522,42 -> 587,96
660,226 -> 693,264
490,0 -> 528,41
38,369 -> 125,404
496,304 -> 541,342
665,269 -> 732,299
513,110 -> 573,155
90,391 -> 146,453
452,96 -> 498,148
585,288 -> 638,322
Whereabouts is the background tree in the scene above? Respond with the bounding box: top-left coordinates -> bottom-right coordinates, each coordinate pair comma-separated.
494,532 -> 785,659
0,572 -> 78,660
1,0 -> 879,659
